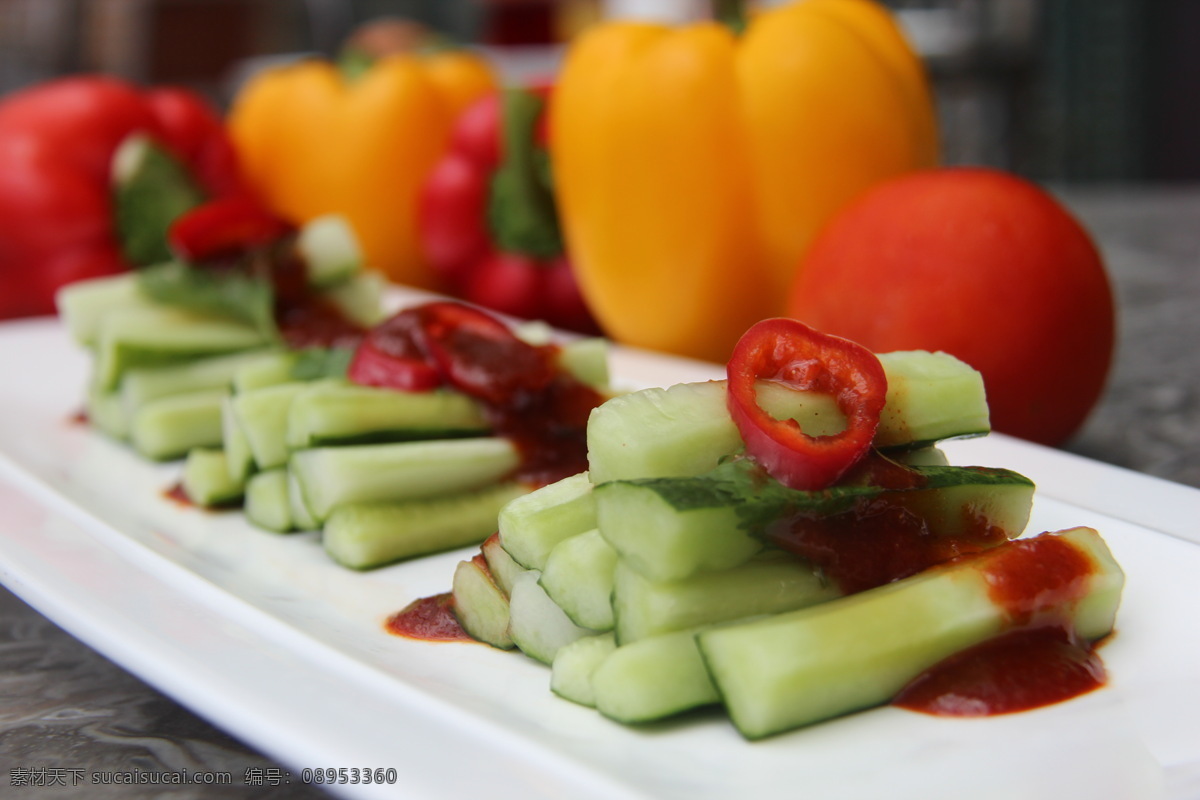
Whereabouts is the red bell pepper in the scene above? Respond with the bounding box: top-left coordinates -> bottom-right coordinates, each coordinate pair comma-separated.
417,86 -> 600,335
726,318 -> 889,491
0,75 -> 245,319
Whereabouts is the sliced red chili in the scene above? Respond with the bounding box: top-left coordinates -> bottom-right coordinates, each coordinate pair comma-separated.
419,301 -> 557,405
347,307 -> 442,391
726,317 -> 887,491
168,195 -> 292,263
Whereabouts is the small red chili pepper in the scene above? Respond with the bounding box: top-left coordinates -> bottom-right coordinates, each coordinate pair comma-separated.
418,301 -> 557,404
347,306 -> 443,391
167,195 -> 292,263
726,317 -> 888,491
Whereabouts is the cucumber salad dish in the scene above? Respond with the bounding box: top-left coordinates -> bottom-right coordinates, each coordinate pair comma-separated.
56,207 -> 1125,744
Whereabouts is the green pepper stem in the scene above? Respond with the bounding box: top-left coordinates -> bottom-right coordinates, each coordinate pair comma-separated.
713,0 -> 747,35
489,88 -> 563,259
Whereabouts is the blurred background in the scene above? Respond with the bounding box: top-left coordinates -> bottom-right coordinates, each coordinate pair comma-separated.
0,0 -> 1196,183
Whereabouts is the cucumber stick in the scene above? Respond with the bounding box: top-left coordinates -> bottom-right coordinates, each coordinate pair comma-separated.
296,215 -> 362,288
121,348 -> 278,414
94,306 -> 267,391
221,395 -> 255,482
591,628 -> 720,723
595,458 -> 1035,583
875,350 -> 990,448
231,381 -> 310,470
181,448 -> 244,507
245,469 -> 293,532
86,384 -> 131,440
286,381 -> 488,449
481,533 -> 527,597
697,526 -> 1124,739
288,471 -> 319,531
613,551 -> 838,644
587,350 -> 988,483
550,633 -> 616,707
293,437 -> 522,523
323,481 -> 529,569
452,555 -> 515,650
508,570 -> 599,664
130,389 -> 226,461
539,529 -> 618,631
57,273 -> 159,347
498,472 -> 596,570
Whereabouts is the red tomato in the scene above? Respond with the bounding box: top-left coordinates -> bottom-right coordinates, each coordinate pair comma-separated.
787,168 -> 1115,446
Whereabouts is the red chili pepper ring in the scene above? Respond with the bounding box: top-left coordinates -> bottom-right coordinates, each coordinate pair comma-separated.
726,317 -> 888,491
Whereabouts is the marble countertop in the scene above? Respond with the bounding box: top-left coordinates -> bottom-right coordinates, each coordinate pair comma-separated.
2,185 -> 1198,798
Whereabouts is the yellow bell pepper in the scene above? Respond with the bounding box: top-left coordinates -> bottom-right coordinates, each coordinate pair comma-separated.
550,0 -> 937,362
228,51 -> 496,288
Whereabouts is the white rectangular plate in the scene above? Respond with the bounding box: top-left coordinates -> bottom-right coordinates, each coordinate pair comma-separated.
2,300 -> 1199,800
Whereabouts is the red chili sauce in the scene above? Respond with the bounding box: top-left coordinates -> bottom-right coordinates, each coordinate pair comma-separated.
765,454 -> 1010,594
271,247 -> 366,350
385,593 -> 472,642
162,481 -> 194,507
435,322 -> 602,486
161,481 -> 242,510
894,534 -> 1107,716
357,303 -> 606,488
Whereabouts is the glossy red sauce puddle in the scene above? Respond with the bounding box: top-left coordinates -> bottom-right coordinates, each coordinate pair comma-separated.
385,593 -> 472,642
161,482 -> 241,511
767,455 -> 1010,594
894,533 -> 1107,716
894,625 -> 1106,716
352,303 -> 605,488
162,482 -> 195,507
273,250 -> 367,350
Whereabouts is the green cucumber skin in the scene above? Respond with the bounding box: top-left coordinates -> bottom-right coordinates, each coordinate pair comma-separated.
591,629 -> 720,724
697,527 -> 1124,740
612,552 -> 839,645
539,529 -> 619,631
452,556 -> 515,650
594,480 -> 762,583
323,481 -> 529,570
498,472 -> 597,570
294,437 -> 522,524
596,458 -> 1035,584
550,633 -> 617,707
